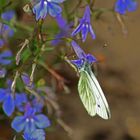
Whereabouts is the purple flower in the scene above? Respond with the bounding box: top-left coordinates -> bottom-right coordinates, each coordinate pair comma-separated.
0,81 -> 27,116
0,50 -> 13,65
11,107 -> 50,134
23,129 -> 45,140
115,0 -> 137,14
71,6 -> 95,42
33,0 -> 64,21
70,41 -> 96,69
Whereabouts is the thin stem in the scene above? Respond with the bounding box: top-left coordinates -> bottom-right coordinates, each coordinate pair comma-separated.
115,13 -> 128,35
11,71 -> 20,94
30,62 -> 37,86
16,39 -> 29,65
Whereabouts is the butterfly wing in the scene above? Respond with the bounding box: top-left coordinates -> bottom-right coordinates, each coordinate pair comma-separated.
78,69 -> 111,119
78,70 -> 96,116
89,70 -> 111,119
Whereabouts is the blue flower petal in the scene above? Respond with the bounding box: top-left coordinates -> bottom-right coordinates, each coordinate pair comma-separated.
51,0 -> 65,3
11,116 -> 26,132
0,88 -> 6,102
81,24 -> 88,42
0,39 -> 4,48
23,129 -> 45,140
71,41 -> 86,59
89,25 -> 96,40
21,73 -> 34,88
0,50 -> 13,65
15,93 -> 27,112
71,59 -> 84,68
48,3 -> 62,17
24,120 -> 36,134
34,114 -> 51,128
32,98 -> 43,113
32,129 -> 45,140
83,6 -> 91,23
126,0 -> 137,12
115,0 -> 127,14
86,54 -> 97,64
3,94 -> 15,116
55,14 -> 67,29
1,11 -> 15,21
71,22 -> 83,37
33,1 -> 48,20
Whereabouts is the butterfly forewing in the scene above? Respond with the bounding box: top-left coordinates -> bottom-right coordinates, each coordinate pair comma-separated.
78,70 -> 96,116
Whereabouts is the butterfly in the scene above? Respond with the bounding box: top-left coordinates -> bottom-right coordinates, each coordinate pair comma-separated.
78,65 -> 111,119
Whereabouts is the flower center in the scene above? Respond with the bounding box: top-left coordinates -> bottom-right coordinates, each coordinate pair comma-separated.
26,118 -> 34,123
44,1 -> 47,5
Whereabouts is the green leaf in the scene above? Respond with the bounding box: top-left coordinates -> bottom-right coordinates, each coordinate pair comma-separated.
21,48 -> 32,63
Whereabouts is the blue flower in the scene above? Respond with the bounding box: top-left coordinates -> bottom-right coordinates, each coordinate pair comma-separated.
20,73 -> 44,113
16,96 -> 44,113
115,0 -> 137,14
1,11 -> 15,21
0,68 -> 6,78
33,0 -> 64,21
52,14 -> 72,45
71,6 -> 95,42
0,50 -> 13,65
0,39 -> 4,48
0,81 -> 27,116
70,41 -> 96,69
23,129 -> 45,140
12,107 -> 51,134
0,10 -> 15,47
31,98 -> 44,113
21,73 -> 34,89
15,93 -> 28,112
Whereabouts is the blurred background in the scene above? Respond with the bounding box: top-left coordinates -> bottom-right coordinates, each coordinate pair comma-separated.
0,0 -> 140,140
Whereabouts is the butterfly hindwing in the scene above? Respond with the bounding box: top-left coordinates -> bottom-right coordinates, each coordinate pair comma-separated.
78,70 -> 96,116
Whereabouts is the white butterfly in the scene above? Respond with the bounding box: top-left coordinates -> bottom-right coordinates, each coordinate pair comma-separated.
78,67 -> 111,119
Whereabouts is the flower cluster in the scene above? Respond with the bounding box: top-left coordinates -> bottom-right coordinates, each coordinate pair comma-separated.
0,74 -> 51,140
